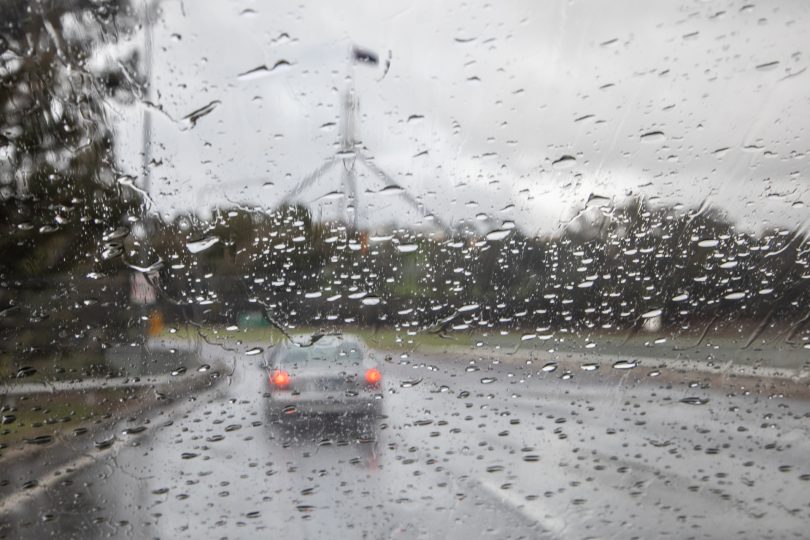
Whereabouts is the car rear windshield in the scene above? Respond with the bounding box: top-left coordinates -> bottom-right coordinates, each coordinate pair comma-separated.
281,344 -> 363,363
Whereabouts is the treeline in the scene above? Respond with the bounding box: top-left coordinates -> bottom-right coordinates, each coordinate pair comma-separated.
135,198 -> 809,342
0,0 -> 140,357
6,189 -> 807,358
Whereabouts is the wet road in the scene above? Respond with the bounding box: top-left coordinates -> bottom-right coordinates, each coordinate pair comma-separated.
2,343 -> 810,539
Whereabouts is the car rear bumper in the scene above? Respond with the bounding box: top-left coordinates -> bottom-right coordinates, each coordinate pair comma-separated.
268,393 -> 382,416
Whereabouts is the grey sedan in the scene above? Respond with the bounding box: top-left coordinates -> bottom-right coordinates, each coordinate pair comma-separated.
264,335 -> 383,419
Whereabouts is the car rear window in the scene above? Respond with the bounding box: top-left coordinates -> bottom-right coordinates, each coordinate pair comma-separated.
280,344 -> 362,363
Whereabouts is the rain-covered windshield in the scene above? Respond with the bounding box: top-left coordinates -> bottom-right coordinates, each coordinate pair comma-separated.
2,1 -> 810,539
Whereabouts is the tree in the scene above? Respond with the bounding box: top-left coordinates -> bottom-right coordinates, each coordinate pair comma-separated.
0,0 -> 140,355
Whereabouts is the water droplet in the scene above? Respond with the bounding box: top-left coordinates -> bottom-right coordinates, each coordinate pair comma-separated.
95,437 -> 115,450
697,239 -> 719,248
101,242 -> 123,260
755,61 -> 779,71
613,360 -> 638,370
378,185 -> 405,195
580,363 -> 599,371
541,363 -> 558,373
245,347 -> 263,356
237,60 -> 292,81
361,296 -> 381,306
397,244 -> 418,253
182,100 -> 221,129
724,291 -> 746,301
480,377 -> 496,384
641,309 -> 662,319
640,131 -> 666,144
124,258 -> 164,273
315,190 -> 345,201
400,379 -> 422,388
551,155 -> 576,169
103,226 -> 129,241
24,435 -> 53,445
16,366 -> 37,378
181,452 -> 199,460
486,229 -> 512,241
680,397 -> 710,405
186,235 -> 220,254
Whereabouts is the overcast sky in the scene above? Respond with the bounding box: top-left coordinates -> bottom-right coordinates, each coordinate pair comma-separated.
109,0 -> 810,235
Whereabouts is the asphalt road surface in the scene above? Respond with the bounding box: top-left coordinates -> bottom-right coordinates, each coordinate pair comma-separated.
2,342 -> 809,539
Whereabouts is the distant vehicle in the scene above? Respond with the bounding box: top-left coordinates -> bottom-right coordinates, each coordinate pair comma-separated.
264,334 -> 383,419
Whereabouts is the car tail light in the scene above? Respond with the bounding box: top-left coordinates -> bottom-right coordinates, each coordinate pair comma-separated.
364,368 -> 382,384
271,369 -> 290,388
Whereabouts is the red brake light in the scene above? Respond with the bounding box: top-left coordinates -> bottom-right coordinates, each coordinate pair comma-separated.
271,369 -> 290,388
365,368 -> 382,384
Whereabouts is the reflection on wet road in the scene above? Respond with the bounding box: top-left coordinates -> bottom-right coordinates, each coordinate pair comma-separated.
2,343 -> 810,539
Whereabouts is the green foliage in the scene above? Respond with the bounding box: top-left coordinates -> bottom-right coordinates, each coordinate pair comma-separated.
0,0 -> 140,354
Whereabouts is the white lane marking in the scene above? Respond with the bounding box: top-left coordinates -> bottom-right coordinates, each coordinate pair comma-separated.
427,348 -> 807,380
474,477 -> 568,538
0,452 -> 104,515
0,379 -> 230,516
2,376 -> 180,396
2,358 -> 232,396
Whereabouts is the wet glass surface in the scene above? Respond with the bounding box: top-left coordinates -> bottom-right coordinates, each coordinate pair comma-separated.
2,1 -> 810,538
